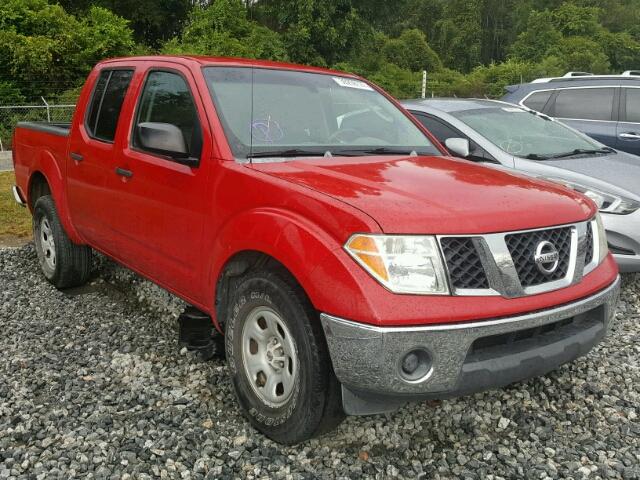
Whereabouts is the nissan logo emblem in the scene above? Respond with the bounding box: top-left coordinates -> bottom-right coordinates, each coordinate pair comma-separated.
534,241 -> 560,275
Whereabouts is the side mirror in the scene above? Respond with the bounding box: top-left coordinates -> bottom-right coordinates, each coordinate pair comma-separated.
445,137 -> 470,158
137,122 -> 198,166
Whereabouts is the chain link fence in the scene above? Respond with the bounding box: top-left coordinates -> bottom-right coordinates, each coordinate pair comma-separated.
0,100 -> 76,151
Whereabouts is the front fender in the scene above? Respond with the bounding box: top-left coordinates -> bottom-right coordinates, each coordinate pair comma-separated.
207,207 -> 379,326
28,150 -> 83,243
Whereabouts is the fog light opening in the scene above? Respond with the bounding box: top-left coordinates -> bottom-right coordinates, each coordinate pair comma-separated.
399,349 -> 432,382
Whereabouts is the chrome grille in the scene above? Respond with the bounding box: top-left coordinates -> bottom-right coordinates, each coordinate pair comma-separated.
505,227 -> 572,287
585,222 -> 594,264
440,237 -> 489,289
438,220 -> 595,298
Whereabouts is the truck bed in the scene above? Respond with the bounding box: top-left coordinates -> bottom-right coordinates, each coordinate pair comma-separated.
12,121 -> 71,206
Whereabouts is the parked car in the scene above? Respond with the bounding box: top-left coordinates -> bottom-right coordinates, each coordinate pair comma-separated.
501,71 -> 640,156
403,98 -> 640,273
12,56 -> 620,444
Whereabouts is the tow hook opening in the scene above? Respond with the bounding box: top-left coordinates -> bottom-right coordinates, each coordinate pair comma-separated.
178,306 -> 224,360
399,348 -> 433,383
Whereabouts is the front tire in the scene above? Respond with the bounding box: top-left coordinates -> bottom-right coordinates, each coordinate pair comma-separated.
33,195 -> 92,289
225,270 -> 344,444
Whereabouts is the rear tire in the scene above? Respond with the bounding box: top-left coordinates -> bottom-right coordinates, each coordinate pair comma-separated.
33,195 -> 92,289
225,269 -> 344,444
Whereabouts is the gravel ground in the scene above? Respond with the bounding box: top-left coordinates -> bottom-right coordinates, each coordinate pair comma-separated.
1,245 -> 639,480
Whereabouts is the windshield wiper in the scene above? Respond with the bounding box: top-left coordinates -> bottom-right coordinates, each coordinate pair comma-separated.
247,149 -> 326,159
333,147 -> 421,156
524,153 -> 551,160
525,147 -> 613,161
546,147 -> 614,159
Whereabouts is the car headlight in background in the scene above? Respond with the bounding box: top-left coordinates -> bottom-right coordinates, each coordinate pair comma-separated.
546,178 -> 640,215
345,234 -> 449,294
594,213 -> 608,264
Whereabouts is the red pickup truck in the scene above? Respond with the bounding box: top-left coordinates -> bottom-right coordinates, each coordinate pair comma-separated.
12,56 -> 620,444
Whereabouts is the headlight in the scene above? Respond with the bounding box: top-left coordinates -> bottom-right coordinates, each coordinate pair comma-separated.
345,234 -> 449,294
546,178 -> 640,215
594,213 -> 608,264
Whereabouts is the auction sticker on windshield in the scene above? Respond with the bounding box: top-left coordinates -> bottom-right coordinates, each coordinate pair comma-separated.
333,77 -> 374,91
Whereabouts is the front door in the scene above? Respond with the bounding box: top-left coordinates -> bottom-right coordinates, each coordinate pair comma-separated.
110,62 -> 213,301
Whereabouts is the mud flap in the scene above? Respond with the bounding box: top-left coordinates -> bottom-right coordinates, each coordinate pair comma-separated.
178,306 -> 224,360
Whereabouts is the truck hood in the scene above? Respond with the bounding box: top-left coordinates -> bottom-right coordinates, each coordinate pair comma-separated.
250,155 -> 595,234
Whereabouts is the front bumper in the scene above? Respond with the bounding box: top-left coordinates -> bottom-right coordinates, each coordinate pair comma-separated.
320,276 -> 620,415
602,210 -> 640,272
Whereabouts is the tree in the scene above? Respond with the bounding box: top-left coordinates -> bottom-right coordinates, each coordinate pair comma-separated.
382,29 -> 442,72
0,0 -> 134,100
597,30 -> 640,72
252,0 -> 373,66
57,0 -> 192,48
509,10 -> 562,62
548,36 -> 610,73
552,3 -> 601,36
366,63 -> 422,99
434,0 -> 483,72
163,0 -> 288,60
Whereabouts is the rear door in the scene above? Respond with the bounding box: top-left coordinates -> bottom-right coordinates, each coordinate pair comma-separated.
616,87 -> 640,156
67,67 -> 134,246
547,87 -> 619,148
110,61 -> 213,299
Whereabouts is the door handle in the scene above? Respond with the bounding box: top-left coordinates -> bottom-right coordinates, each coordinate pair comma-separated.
619,132 -> 640,140
70,152 -> 83,162
115,167 -> 133,178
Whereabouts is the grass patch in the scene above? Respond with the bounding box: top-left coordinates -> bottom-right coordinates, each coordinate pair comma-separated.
0,171 -> 32,239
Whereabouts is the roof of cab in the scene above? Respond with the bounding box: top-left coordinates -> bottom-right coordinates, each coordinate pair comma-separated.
97,55 -> 356,77
402,98 -> 509,113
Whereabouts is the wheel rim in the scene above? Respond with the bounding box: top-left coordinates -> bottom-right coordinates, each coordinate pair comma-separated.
38,217 -> 56,271
241,306 -> 299,408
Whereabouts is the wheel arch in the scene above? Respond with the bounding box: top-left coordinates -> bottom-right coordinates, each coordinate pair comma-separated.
208,208 -> 376,330
26,150 -> 83,243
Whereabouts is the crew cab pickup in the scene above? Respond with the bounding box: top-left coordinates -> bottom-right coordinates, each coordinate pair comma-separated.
12,56 -> 620,444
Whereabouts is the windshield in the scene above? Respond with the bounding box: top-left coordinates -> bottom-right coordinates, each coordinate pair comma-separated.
452,107 -> 603,159
203,67 -> 438,159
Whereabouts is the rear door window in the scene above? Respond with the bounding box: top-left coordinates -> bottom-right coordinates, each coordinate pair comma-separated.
522,90 -> 553,112
85,69 -> 134,142
552,88 -> 615,121
624,88 -> 640,123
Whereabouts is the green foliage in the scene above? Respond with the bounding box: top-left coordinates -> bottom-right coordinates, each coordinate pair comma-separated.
365,63 -> 423,99
548,36 -> 610,73
509,10 -> 563,62
57,0 -> 192,48
163,0 -> 288,61
597,30 -> 640,71
382,29 -> 442,72
3,0 -> 640,106
552,3 -> 601,36
252,0 -> 373,66
0,0 -> 134,100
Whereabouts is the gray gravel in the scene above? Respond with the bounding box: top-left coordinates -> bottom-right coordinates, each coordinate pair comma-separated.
1,244 -> 639,479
